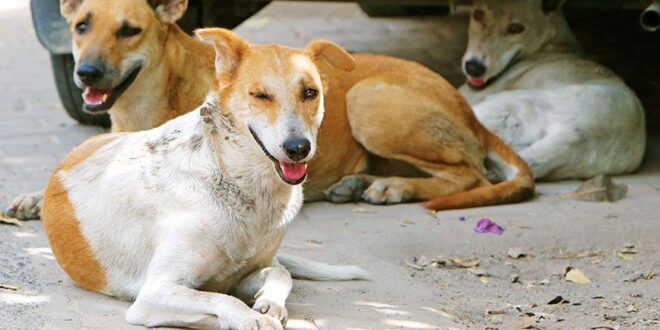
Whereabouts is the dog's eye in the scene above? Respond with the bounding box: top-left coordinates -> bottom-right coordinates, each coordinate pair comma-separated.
250,92 -> 271,101
507,23 -> 525,35
75,21 -> 89,34
302,88 -> 318,100
472,9 -> 485,22
117,23 -> 142,38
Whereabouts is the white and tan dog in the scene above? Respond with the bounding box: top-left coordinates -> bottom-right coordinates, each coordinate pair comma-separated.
42,29 -> 366,329
460,0 -> 646,180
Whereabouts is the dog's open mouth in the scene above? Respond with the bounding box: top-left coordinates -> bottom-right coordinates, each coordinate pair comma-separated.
467,77 -> 487,89
249,127 -> 308,185
466,51 -> 521,91
467,72 -> 503,90
82,66 -> 142,113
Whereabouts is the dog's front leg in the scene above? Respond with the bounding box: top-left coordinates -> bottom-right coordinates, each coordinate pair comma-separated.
126,233 -> 283,330
5,189 -> 44,220
233,258 -> 292,326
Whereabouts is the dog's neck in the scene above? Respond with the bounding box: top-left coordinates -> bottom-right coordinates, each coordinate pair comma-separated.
538,13 -> 582,55
196,95 -> 300,220
109,25 -> 216,132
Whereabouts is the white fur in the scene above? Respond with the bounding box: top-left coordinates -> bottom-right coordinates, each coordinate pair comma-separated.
460,0 -> 646,180
277,254 -> 369,281
57,95 -> 366,329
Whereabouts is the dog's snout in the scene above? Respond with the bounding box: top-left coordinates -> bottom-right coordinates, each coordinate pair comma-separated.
76,62 -> 105,85
282,138 -> 311,161
465,58 -> 486,77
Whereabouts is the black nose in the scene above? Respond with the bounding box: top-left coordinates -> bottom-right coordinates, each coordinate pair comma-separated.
76,62 -> 105,85
282,138 -> 311,161
465,58 -> 486,77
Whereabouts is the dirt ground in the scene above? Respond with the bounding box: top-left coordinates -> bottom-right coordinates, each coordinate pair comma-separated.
1,1 -> 658,329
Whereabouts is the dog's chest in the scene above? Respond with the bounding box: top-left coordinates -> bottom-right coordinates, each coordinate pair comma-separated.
203,180 -> 298,292
209,170 -> 301,264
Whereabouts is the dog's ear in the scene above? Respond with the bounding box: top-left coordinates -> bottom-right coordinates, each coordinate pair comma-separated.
195,28 -> 249,76
60,0 -> 84,21
541,0 -> 565,14
151,0 -> 188,23
305,40 -> 356,72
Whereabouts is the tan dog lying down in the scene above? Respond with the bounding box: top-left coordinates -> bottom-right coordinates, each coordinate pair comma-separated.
11,0 -> 535,219
42,30 -> 367,329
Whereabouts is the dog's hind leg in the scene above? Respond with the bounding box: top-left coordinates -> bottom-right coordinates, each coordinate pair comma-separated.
470,90 -> 584,178
333,76 -> 490,204
516,130 -> 581,179
232,258 -> 292,326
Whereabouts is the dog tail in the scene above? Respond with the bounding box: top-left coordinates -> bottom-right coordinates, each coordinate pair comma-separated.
424,130 -> 535,210
276,254 -> 369,281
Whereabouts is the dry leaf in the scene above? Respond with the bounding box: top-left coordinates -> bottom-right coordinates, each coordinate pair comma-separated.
642,271 -> 656,280
512,315 -> 540,329
508,247 -> 529,259
565,267 -> 591,284
0,284 -> 19,291
617,244 -> 637,260
621,244 -> 636,253
547,295 -> 569,305
451,257 -> 480,268
616,252 -> 634,260
557,249 -> 606,260
429,257 -> 479,269
526,311 -> 555,320
560,175 -> 627,202
0,215 -> 23,227
623,271 -> 655,282
603,315 -> 617,321
468,268 -> 491,284
405,261 -> 425,271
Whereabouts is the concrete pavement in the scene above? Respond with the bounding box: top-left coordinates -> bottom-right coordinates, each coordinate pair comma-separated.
1,1 -> 658,329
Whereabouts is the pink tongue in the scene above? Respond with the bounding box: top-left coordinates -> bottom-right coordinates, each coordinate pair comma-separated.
278,161 -> 307,181
468,77 -> 485,88
83,88 -> 109,105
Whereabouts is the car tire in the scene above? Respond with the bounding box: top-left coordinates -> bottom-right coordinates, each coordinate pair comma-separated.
50,54 -> 111,127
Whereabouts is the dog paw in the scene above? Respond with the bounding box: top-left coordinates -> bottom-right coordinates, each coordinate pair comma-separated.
253,299 -> 287,327
362,178 -> 413,205
324,175 -> 371,203
238,313 -> 283,330
5,190 -> 43,220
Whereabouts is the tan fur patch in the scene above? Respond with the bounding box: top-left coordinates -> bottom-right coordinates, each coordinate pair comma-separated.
42,133 -> 125,292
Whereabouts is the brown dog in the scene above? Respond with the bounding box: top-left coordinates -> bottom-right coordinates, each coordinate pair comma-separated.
61,0 -> 215,131
6,0 -> 215,219
308,52 -> 534,209
8,0 -> 533,218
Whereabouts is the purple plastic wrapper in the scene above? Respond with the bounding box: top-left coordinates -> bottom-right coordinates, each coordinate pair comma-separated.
474,218 -> 504,235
